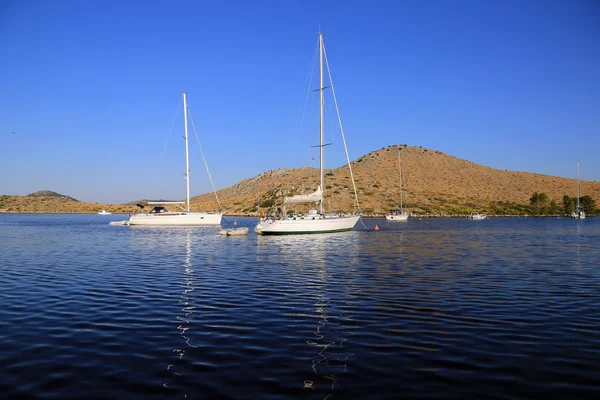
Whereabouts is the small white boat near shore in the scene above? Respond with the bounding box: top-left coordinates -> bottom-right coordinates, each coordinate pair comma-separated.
571,161 -> 586,220
386,148 -> 409,222
468,212 -> 487,220
386,211 -> 408,221
97,210 -> 112,215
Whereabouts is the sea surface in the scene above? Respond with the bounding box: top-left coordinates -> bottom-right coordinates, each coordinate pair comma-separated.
0,214 -> 599,399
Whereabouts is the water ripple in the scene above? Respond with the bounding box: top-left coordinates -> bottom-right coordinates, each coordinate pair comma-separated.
1,215 -> 599,399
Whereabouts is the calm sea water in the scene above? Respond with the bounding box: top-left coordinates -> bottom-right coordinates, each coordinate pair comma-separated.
0,214 -> 599,399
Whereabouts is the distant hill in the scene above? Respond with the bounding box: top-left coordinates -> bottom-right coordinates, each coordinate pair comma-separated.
28,190 -> 79,202
2,145 -> 599,215
188,145 -> 600,216
1,190 -> 126,214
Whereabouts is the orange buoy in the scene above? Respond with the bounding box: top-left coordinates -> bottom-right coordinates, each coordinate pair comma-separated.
234,221 -> 237,226
374,225 -> 379,231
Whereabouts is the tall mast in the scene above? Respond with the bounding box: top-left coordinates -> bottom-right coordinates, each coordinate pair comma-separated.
319,31 -> 324,215
577,161 -> 580,210
183,92 -> 191,212
398,149 -> 403,210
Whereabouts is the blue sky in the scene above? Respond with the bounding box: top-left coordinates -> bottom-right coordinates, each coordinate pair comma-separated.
1,0 -> 598,204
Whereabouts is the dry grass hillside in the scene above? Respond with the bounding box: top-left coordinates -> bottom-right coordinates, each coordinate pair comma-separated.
190,145 -> 600,216
2,145 -> 598,215
0,192 -> 128,214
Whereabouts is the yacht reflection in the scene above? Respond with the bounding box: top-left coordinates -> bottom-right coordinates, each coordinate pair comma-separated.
575,221 -> 582,269
255,231 -> 360,397
164,230 -> 196,395
304,293 -> 354,398
301,239 -> 356,398
256,230 -> 361,266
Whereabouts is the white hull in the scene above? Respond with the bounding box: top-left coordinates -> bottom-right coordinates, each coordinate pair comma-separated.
469,213 -> 487,220
219,227 -> 249,236
97,210 -> 111,215
128,212 -> 222,226
256,215 -> 360,235
386,213 -> 408,221
571,211 -> 586,220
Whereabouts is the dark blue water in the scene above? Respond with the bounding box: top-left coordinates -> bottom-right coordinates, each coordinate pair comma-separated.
1,214 -> 599,399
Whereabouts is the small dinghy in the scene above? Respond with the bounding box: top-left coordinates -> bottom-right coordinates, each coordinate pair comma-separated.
109,220 -> 129,226
219,227 -> 249,236
468,212 -> 487,221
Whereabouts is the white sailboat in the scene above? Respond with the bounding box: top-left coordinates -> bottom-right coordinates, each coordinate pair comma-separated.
571,161 -> 586,220
255,31 -> 361,235
386,148 -> 409,221
127,93 -> 222,226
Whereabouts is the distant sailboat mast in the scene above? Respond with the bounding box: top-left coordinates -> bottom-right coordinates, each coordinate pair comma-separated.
183,92 -> 191,212
398,149 -> 403,211
569,161 -> 585,220
577,160 -> 580,212
386,148 -> 409,221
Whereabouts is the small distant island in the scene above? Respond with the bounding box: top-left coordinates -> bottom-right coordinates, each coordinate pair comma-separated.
1,145 -> 598,216
28,190 -> 79,202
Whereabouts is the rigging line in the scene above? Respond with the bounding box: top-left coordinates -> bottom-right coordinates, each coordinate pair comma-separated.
328,103 -> 336,146
186,108 -> 222,211
220,216 -> 233,227
359,218 -> 371,231
150,97 -> 182,198
297,37 -> 320,122
298,37 -> 320,161
400,152 -> 408,207
323,41 -> 361,213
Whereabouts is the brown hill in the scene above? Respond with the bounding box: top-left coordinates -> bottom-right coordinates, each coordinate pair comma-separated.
190,145 -> 599,216
28,190 -> 79,202
2,145 -> 598,215
0,195 -> 128,214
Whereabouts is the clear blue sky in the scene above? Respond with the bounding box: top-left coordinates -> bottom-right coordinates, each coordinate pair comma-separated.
1,0 -> 598,204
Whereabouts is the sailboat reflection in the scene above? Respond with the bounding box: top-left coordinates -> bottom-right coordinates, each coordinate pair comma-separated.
256,232 -> 358,395
164,230 -> 196,395
302,240 -> 355,398
575,222 -> 582,270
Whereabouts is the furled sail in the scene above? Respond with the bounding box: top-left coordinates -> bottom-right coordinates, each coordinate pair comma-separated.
284,186 -> 323,204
